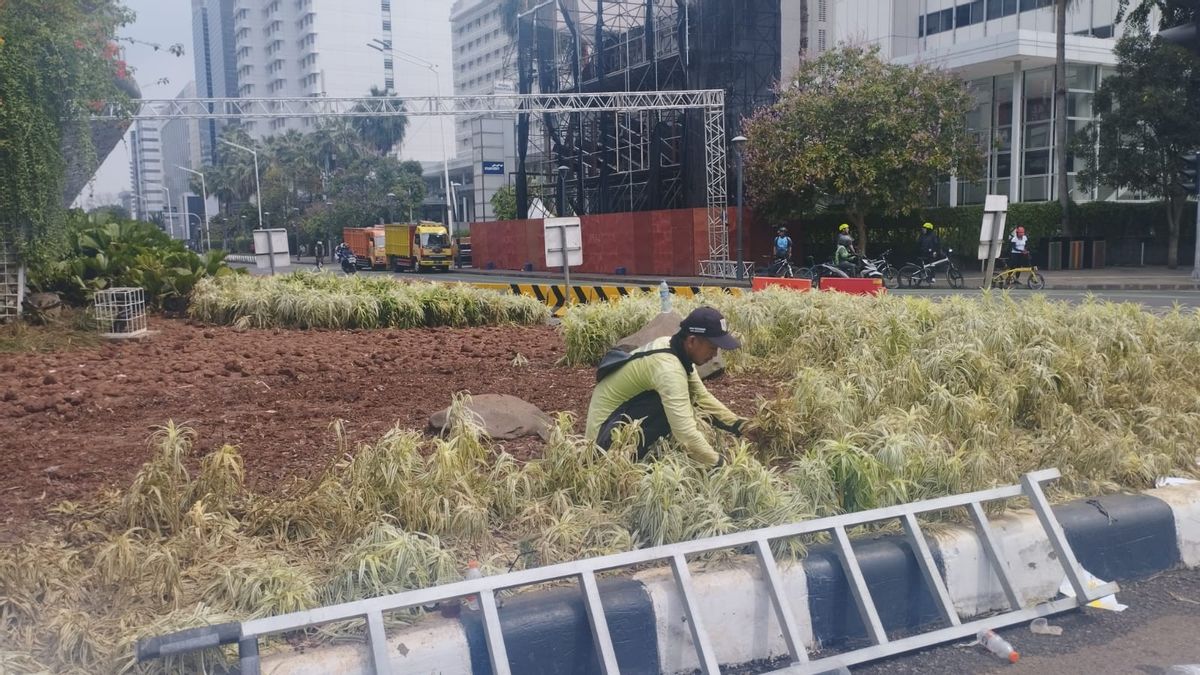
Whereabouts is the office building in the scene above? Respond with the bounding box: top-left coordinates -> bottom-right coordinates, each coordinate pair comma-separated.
833,0 -> 1134,205
231,0 -> 396,138
192,0 -> 239,165
129,120 -> 164,223
161,82 -> 205,241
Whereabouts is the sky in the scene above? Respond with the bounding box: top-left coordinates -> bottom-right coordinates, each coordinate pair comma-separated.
81,0 -> 457,207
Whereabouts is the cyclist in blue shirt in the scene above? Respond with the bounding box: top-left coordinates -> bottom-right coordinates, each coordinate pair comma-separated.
773,227 -> 793,262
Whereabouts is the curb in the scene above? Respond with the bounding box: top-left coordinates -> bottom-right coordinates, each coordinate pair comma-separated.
258,484 -> 1200,674
1044,283 -> 1200,291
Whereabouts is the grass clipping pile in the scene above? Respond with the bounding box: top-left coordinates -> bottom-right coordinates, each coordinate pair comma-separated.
189,272 -> 550,329
5,290 -> 1200,673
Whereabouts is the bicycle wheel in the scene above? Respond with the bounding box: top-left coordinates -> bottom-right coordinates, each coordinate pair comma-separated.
794,267 -> 812,283
1026,268 -> 1045,290
897,263 -> 920,288
880,265 -> 900,289
947,266 -> 964,289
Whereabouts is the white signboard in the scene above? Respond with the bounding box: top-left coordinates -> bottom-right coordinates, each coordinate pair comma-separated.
544,217 -> 583,268
253,228 -> 291,274
977,194 -> 1009,261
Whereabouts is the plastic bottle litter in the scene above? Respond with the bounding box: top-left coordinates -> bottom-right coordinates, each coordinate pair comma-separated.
977,629 -> 1019,663
1029,618 -> 1063,636
1165,666 -> 1200,675
659,280 -> 671,313
464,560 -> 483,612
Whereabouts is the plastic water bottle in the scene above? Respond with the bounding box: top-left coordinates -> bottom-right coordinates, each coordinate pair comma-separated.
659,280 -> 671,313
464,560 -> 483,611
977,629 -> 1019,663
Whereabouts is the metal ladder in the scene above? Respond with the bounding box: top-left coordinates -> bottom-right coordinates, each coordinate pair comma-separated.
136,468 -> 1116,674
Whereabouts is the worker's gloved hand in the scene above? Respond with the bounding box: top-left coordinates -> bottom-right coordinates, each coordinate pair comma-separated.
736,420 -> 769,447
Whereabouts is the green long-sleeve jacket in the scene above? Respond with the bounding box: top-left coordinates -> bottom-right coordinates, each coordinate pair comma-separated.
584,336 -> 743,465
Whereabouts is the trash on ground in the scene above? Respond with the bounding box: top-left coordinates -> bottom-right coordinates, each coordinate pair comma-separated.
977,629 -> 1019,663
1058,568 -> 1128,612
1029,617 -> 1063,636
1156,476 -> 1199,487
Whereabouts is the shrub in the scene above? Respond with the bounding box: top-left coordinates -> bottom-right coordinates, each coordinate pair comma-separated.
188,273 -> 550,329
30,214 -> 237,308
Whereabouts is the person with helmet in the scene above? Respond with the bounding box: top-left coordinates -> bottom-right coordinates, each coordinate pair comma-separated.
1008,226 -> 1031,281
917,221 -> 942,282
834,224 -> 857,275
836,223 -> 855,251
773,227 -> 793,263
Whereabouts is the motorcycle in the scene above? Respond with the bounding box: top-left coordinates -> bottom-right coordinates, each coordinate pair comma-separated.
805,256 -> 849,285
337,249 -> 358,274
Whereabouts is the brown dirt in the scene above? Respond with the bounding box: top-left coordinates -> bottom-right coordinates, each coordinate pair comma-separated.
0,319 -> 782,539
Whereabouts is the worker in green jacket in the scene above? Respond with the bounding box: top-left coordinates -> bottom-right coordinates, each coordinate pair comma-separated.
585,307 -> 749,466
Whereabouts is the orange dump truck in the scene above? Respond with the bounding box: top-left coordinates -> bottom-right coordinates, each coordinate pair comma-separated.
343,227 -> 387,269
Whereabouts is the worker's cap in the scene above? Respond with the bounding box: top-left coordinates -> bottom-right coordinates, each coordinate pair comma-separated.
680,307 -> 740,350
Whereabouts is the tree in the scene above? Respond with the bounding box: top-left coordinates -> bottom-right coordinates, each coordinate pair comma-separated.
491,184 -> 517,220
1077,30 -> 1200,268
351,86 -> 409,157
1117,0 -> 1197,30
742,46 -> 983,253
1054,0 -> 1080,236
88,204 -> 132,223
0,0 -> 133,263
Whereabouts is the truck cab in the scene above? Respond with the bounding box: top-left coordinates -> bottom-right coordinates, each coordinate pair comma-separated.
384,222 -> 452,272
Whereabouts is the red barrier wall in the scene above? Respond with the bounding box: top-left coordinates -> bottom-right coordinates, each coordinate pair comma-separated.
470,207 -> 771,276
752,276 -> 813,291
819,277 -> 886,295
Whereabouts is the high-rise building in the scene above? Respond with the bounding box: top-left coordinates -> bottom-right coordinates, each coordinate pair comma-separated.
161,82 -> 205,241
129,120 -> 164,223
192,0 -> 239,165
445,0 -> 518,222
833,0 -> 1135,205
231,0 -> 396,138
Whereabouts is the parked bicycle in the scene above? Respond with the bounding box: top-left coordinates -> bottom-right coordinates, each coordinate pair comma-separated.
990,256 -> 1045,289
898,249 -> 964,288
863,249 -> 899,288
767,256 -> 799,278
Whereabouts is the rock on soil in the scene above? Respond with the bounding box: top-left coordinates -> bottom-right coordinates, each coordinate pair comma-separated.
428,394 -> 553,441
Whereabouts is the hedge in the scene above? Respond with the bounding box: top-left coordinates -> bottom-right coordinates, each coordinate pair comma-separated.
780,200 -> 1196,267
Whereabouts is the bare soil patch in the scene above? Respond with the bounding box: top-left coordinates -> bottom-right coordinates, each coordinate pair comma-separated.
0,318 -> 779,538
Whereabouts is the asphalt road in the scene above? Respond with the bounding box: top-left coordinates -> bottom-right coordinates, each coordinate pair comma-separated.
233,262 -> 1200,310
850,566 -> 1200,675
891,287 -> 1200,310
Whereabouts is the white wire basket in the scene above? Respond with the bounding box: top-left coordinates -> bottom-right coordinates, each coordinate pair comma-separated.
0,242 -> 23,322
94,287 -> 148,338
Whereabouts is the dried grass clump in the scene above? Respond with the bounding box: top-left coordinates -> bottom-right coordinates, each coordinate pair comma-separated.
188,273 -> 550,329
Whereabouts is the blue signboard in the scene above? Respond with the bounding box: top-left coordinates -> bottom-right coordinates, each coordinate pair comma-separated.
482,161 -> 505,175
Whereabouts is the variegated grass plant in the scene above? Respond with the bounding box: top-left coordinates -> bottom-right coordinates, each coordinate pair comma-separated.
188,273 -> 550,329
5,290 -> 1199,672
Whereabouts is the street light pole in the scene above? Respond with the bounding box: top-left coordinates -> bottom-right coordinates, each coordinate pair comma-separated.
177,165 -> 211,252
731,136 -> 748,281
369,42 -> 452,237
1192,152 -> 1200,282
557,165 -> 568,216
219,139 -> 263,231
162,185 -> 173,238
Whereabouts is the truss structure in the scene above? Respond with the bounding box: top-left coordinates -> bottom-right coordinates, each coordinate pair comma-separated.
94,91 -> 726,120
96,90 -> 736,277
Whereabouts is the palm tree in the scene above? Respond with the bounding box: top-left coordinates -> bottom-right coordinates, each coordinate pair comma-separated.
1055,0 -> 1079,236
310,122 -> 365,175
351,86 -> 409,157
